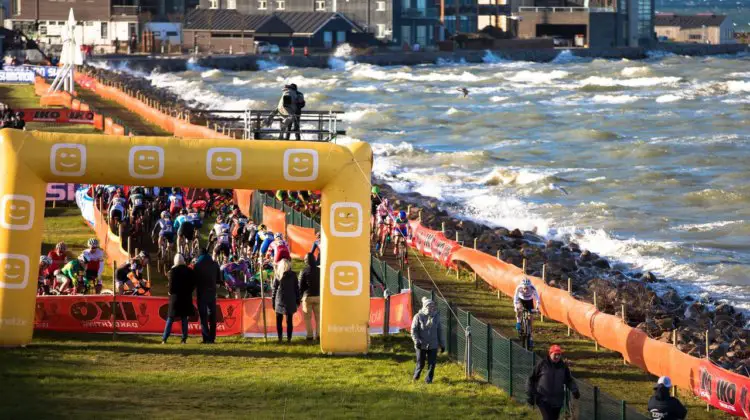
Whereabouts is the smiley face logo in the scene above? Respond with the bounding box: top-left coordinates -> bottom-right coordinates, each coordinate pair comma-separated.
329,261 -> 363,296
50,144 -> 86,176
206,148 -> 242,181
0,195 -> 35,230
129,146 -> 164,179
330,202 -> 363,237
283,149 -> 319,182
0,254 -> 29,289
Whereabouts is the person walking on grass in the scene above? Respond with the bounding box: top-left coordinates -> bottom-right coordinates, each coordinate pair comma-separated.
272,258 -> 300,343
298,252 -> 320,341
648,376 -> 687,420
527,344 -> 580,420
162,253 -> 195,344
410,297 -> 445,384
194,248 -> 220,344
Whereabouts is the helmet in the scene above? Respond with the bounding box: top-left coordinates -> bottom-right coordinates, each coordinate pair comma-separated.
382,198 -> 390,207
133,187 -> 142,195
371,186 -> 380,194
521,278 -> 532,287
172,187 -> 180,194
239,217 -> 248,224
56,242 -> 67,253
399,210 -> 407,219
180,208 -> 188,215
222,228 -> 230,234
274,232 -> 283,240
79,254 -> 90,263
161,211 -> 170,218
216,216 -> 224,223
259,224 -> 267,231
87,238 -> 99,248
138,251 -> 149,260
40,256 -> 52,265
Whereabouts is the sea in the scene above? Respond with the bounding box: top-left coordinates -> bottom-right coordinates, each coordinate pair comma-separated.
95,48 -> 750,312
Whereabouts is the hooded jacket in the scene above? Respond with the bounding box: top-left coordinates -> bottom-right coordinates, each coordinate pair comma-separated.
298,253 -> 320,298
410,298 -> 444,350
527,355 -> 579,407
277,87 -> 298,116
647,385 -> 687,420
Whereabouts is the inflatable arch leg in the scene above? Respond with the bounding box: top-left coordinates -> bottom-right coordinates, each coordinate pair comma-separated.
0,129 -> 372,354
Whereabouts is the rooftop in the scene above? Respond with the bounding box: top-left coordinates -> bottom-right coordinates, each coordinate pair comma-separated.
184,9 -> 361,34
654,13 -> 729,29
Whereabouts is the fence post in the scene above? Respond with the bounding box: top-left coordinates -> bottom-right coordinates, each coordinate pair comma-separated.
486,323 -> 492,383
622,304 -> 627,365
465,316 -> 472,379
383,291 -> 391,338
540,264 -> 546,323
672,329 -> 678,397
496,250 -> 501,299
594,386 -> 600,420
621,400 -> 626,420
446,303 -> 452,355
522,258 -> 527,274
431,289 -> 436,303
593,291 -> 599,351
112,260 -> 117,340
442,222 -> 445,233
705,329 -> 710,411
508,338 -> 513,396
382,260 -> 387,291
407,266 -> 412,290
567,276 -> 572,337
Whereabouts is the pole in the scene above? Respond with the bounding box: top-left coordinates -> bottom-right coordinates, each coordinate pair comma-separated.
593,292 -> 599,351
260,266 -> 268,342
465,325 -> 472,379
622,304 -> 627,365
522,259 -> 526,274
540,264 -> 546,322
455,231 -> 459,242
441,222 -> 445,233
112,260 -> 117,340
706,329 -> 710,411
383,291 -> 391,338
418,209 -> 422,222
672,329 -> 678,397
407,266 -> 412,289
567,277 -> 572,337
473,238 -> 477,249
496,250 -> 501,299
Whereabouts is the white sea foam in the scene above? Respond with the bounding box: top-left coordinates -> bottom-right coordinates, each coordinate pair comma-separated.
490,96 -> 509,102
349,63 -> 486,83
672,220 -> 742,232
656,94 -> 682,103
727,80 -> 750,93
580,76 -> 682,88
621,67 -> 650,77
504,70 -> 569,84
591,94 -> 639,104
347,85 -> 379,92
201,69 -> 222,78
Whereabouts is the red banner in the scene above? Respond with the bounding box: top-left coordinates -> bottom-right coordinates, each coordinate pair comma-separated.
18,108 -> 96,124
34,296 -> 243,336
263,206 -> 287,236
694,360 -> 750,418
409,222 -> 461,267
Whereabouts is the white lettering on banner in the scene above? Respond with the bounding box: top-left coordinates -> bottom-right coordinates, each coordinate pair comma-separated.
327,324 -> 367,333
46,183 -> 78,202
4,66 -> 58,78
330,202 -> 363,237
0,70 -> 35,83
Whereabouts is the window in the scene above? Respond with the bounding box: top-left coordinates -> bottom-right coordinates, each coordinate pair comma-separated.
689,34 -> 702,40
209,0 -> 218,8
315,0 -> 325,10
402,0 -> 409,9
336,31 -> 346,43
85,21 -> 94,26
376,23 -> 386,38
101,22 -> 108,39
258,0 -> 267,9
276,0 -> 285,9
376,1 -> 385,11
13,0 -> 21,15
227,0 -> 236,8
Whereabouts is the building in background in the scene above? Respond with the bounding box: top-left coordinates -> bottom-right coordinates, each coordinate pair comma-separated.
514,0 -> 655,47
4,0 -> 139,49
655,13 -> 733,44
199,0 -> 449,46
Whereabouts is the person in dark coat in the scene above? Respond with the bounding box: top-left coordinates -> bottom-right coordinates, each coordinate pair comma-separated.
527,344 -> 580,420
298,252 -> 320,340
410,297 -> 445,384
647,376 -> 687,420
193,248 -> 221,344
272,258 -> 299,342
162,253 -> 195,344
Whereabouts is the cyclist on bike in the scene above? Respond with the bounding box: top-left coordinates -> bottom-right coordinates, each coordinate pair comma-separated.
57,254 -> 89,294
47,241 -> 69,274
152,211 -> 175,249
174,209 -> 194,254
187,207 -> 203,229
370,186 -> 382,232
129,186 -> 148,221
213,227 -> 232,262
253,226 -> 275,259
230,213 -> 248,255
168,187 -> 186,217
208,215 -> 230,247
392,210 -> 412,262
244,220 -> 258,256
221,257 -> 254,296
268,233 -> 291,263
82,238 -> 105,293
108,191 -> 127,225
375,198 -> 393,252
514,278 -> 541,345
38,256 -> 54,295
115,258 -> 140,293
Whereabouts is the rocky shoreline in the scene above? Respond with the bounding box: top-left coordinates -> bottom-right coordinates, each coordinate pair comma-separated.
376,181 -> 750,377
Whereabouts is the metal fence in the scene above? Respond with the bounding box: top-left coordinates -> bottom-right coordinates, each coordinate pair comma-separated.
253,192 -> 646,420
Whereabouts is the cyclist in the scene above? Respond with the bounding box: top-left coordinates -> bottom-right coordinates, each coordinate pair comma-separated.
38,256 -> 54,295
174,209 -> 195,255
208,215 -> 230,248
82,238 -> 105,293
268,233 -> 291,263
168,187 -> 186,217
370,186 -> 382,233
108,191 -> 127,225
392,210 -> 412,263
230,213 -> 248,256
252,226 -> 275,259
513,278 -> 541,346
115,258 -> 140,293
57,254 -> 89,294
243,220 -> 258,256
221,257 -> 254,297
213,227 -> 232,262
375,198 -> 393,253
152,211 -> 175,250
47,241 -> 69,274
129,186 -> 148,221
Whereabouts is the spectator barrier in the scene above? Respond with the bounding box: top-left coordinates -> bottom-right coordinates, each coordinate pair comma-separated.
17,108 -> 95,124
33,293 -> 412,337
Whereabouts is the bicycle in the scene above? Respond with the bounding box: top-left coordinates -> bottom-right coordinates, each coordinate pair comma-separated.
154,234 -> 173,276
395,232 -> 409,271
519,309 -> 537,350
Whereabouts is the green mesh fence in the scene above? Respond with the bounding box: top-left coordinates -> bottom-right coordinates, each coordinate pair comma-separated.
255,193 -> 647,420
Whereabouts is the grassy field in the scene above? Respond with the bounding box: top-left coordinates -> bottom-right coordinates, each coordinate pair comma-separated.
0,332 -> 534,419
400,249 -> 732,419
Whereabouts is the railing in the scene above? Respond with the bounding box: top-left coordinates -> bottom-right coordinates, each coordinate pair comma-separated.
112,5 -> 140,16
519,6 -> 614,12
252,190 -> 647,419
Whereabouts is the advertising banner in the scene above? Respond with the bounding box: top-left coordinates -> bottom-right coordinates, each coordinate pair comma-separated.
0,69 -> 35,83
17,109 -> 96,124
694,360 -> 750,419
3,66 -> 60,79
46,183 -> 81,202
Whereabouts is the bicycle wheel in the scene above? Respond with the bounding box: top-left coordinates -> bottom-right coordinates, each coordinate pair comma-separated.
398,241 -> 406,271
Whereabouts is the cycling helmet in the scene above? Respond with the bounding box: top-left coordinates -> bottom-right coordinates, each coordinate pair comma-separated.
371,186 -> 380,194
239,217 -> 248,224
138,251 -> 149,260
399,210 -> 407,219
222,228 -> 230,234
79,254 -> 90,263
382,198 -> 390,207
173,187 -> 180,194
180,208 -> 188,215
87,238 -> 99,248
274,232 -> 283,240
55,242 -> 67,253
521,278 -> 532,287
40,256 -> 52,265
259,224 -> 267,231
161,211 -> 170,218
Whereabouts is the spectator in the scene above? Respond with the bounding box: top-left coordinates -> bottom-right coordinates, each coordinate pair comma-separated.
647,376 -> 687,420
272,258 -> 299,343
410,297 -> 444,384
194,248 -> 220,344
298,252 -> 320,341
130,34 -> 137,53
113,38 -> 119,54
162,253 -> 195,344
527,344 -> 580,420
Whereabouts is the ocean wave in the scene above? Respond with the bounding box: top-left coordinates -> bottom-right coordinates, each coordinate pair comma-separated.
503,70 -> 569,84
490,96 -> 509,102
620,67 -> 651,77
201,69 -> 223,78
591,94 -> 639,104
257,60 -> 287,71
349,63 -> 486,83
673,220 -> 743,232
579,76 -> 682,88
727,80 -> 750,93
347,85 -> 379,92
655,94 -> 682,103
552,50 -> 589,64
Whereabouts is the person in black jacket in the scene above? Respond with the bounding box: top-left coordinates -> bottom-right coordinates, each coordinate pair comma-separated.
527,344 -> 580,420
647,376 -> 687,420
272,258 -> 300,343
298,252 -> 320,340
193,248 -> 221,344
162,253 -> 195,344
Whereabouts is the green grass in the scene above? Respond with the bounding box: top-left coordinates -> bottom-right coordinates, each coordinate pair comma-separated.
0,84 -> 101,134
0,333 -> 535,419
75,88 -> 172,136
401,249 -> 732,419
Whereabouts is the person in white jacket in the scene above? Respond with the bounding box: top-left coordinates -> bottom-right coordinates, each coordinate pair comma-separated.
82,238 -> 105,293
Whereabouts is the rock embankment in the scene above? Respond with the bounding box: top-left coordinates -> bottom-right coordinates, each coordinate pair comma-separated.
376,182 -> 750,377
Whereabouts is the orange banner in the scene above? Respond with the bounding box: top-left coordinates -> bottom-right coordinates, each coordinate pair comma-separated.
263,206 -> 286,236
234,190 -> 254,217
287,225 -> 315,259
